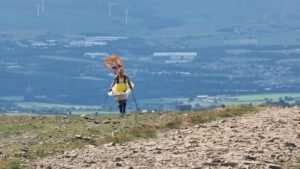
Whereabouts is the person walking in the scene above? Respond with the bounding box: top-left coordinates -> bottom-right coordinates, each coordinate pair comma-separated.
110,68 -> 133,116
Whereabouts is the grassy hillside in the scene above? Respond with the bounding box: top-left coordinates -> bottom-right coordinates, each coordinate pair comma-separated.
0,105 -> 258,168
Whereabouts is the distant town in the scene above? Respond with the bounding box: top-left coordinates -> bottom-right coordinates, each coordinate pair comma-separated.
0,33 -> 300,114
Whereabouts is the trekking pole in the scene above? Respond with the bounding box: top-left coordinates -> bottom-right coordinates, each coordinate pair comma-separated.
104,88 -> 111,101
131,89 -> 140,112
104,94 -> 109,101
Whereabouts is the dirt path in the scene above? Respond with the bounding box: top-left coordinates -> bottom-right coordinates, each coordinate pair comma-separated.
30,107 -> 300,169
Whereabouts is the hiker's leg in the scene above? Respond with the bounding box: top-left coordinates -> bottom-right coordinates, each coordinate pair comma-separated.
122,100 -> 127,113
118,101 -> 122,113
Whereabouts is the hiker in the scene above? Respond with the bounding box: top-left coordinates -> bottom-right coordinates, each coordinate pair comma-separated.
103,54 -> 124,75
110,68 -> 133,115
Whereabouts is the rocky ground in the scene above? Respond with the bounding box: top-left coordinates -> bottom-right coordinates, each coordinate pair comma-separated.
30,107 -> 300,169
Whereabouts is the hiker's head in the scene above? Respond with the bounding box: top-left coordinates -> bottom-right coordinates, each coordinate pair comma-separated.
118,68 -> 124,75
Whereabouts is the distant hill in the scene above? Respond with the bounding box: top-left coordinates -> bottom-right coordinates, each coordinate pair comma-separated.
1,0 -> 300,46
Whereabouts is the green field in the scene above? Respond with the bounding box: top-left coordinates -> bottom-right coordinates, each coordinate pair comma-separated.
15,102 -> 101,109
215,93 -> 300,108
152,93 -> 300,110
0,96 -> 24,102
236,93 -> 300,102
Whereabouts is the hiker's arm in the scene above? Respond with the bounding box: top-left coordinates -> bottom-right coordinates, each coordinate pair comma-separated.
110,78 -> 117,90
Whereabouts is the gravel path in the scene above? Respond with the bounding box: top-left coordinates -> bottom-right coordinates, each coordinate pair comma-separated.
30,107 -> 300,169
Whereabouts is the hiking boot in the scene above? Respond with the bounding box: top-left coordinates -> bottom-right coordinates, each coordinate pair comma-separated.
120,112 -> 125,117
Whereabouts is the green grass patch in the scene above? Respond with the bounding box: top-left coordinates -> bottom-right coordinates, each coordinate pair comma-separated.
295,157 -> 300,169
187,105 -> 258,124
8,160 -> 20,169
0,160 -> 21,169
165,119 -> 183,129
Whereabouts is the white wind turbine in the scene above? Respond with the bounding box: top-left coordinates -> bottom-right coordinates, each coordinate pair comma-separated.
108,3 -> 117,17
41,0 -> 45,12
124,5 -> 132,24
37,4 -> 40,16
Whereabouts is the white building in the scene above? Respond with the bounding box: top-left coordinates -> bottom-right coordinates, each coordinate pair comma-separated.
84,52 -> 108,59
153,52 -> 197,64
